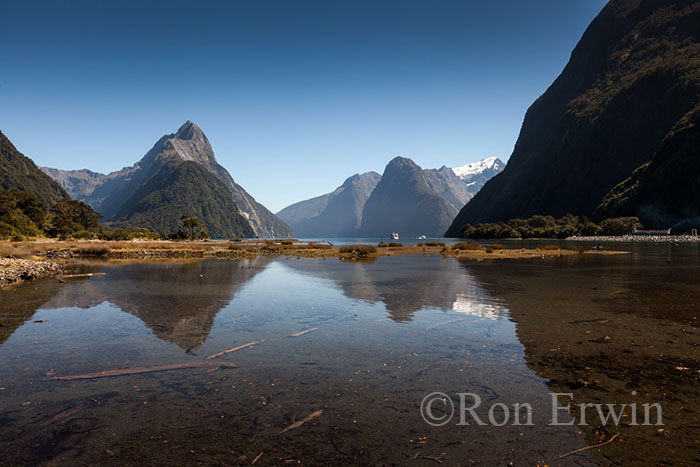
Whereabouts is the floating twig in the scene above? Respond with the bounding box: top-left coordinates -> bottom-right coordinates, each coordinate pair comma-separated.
205,340 -> 264,360
290,327 -> 319,337
279,409 -> 323,434
44,361 -> 236,381
251,451 -> 264,464
559,432 -> 620,459
58,273 -> 106,279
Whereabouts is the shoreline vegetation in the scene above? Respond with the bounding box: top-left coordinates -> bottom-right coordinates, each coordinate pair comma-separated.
0,238 -> 625,287
456,214 -> 698,240
458,214 -> 643,239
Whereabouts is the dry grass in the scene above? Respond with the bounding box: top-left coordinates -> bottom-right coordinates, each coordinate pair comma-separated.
75,245 -> 110,256
339,245 -> 377,256
418,242 -> 445,247
451,242 -> 484,251
1,239 -> 622,262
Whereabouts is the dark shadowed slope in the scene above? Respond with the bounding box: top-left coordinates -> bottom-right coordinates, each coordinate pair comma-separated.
111,161 -> 255,238
1,131 -> 69,206
447,0 -> 700,235
360,157 -> 454,237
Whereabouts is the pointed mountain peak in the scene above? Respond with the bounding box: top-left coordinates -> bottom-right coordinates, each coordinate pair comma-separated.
174,120 -> 206,141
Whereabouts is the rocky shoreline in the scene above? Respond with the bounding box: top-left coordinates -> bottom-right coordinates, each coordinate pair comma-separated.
567,235 -> 700,243
0,258 -> 63,288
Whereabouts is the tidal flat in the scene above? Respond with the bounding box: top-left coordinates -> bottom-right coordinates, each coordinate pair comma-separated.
0,242 -> 697,465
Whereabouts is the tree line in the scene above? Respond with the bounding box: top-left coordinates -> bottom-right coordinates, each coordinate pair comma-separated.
458,214 -> 644,239
0,188 -> 209,241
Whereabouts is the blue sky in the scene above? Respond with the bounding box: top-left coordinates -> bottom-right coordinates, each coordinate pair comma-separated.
1,0 -> 607,212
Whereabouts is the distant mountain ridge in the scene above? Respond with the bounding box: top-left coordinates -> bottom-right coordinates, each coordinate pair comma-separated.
359,157 -> 455,237
277,172 -> 381,237
1,131 -> 70,206
44,122 -> 292,238
446,0 -> 700,235
278,156 -> 502,238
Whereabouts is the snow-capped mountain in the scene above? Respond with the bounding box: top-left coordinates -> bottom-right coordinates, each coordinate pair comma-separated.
452,157 -> 505,183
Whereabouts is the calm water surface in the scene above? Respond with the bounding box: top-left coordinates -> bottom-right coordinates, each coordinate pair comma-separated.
0,245 -> 698,465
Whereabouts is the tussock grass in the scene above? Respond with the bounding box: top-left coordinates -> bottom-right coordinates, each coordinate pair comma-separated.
339,245 -> 377,256
451,242 -> 484,251
418,242 -> 445,247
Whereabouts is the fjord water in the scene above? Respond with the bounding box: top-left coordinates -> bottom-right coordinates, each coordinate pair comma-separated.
0,247 -> 698,465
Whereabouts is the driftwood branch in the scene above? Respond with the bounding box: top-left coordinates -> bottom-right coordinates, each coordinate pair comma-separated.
290,327 -> 319,337
44,361 -> 236,381
206,340 -> 264,360
58,273 -> 107,279
279,409 -> 323,434
560,432 -> 620,459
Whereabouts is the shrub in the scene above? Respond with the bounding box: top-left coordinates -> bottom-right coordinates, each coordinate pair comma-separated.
100,228 -> 159,241
304,243 -> 332,249
458,215 -> 643,239
418,242 -> 445,247
388,242 -> 403,247
599,217 -> 643,236
339,245 -> 377,256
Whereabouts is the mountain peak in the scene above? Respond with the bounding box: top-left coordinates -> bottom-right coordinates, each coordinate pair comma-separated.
385,156 -> 421,176
451,157 -> 505,180
174,120 -> 206,141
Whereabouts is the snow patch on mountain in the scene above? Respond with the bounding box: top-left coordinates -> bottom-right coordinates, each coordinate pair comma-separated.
451,157 -> 504,180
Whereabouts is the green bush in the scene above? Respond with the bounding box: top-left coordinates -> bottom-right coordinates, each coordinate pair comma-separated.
459,215 -> 643,239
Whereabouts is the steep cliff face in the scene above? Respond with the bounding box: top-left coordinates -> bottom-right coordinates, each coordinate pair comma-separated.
0,131 -> 69,206
360,157 -> 455,237
446,0 -> 700,236
110,160 -> 256,238
40,168 -> 106,205
44,121 -> 292,237
277,172 -> 381,237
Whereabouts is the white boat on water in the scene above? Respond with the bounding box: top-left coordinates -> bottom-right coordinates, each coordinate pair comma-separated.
417,235 -> 426,240
391,233 -> 400,240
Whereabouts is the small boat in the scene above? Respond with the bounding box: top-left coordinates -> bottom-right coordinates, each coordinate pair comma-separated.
391,233 -> 400,240
417,235 -> 426,240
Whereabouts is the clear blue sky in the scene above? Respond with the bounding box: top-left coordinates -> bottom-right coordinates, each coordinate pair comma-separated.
1,0 -> 607,212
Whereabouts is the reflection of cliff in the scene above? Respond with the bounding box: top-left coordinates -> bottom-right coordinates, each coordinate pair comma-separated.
40,259 -> 267,350
284,256 -> 506,323
456,255 -> 700,465
0,278 -> 63,347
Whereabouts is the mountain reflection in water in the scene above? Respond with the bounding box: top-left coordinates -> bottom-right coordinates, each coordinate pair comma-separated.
0,247 -> 696,465
282,256 -> 507,322
0,258 -> 267,351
